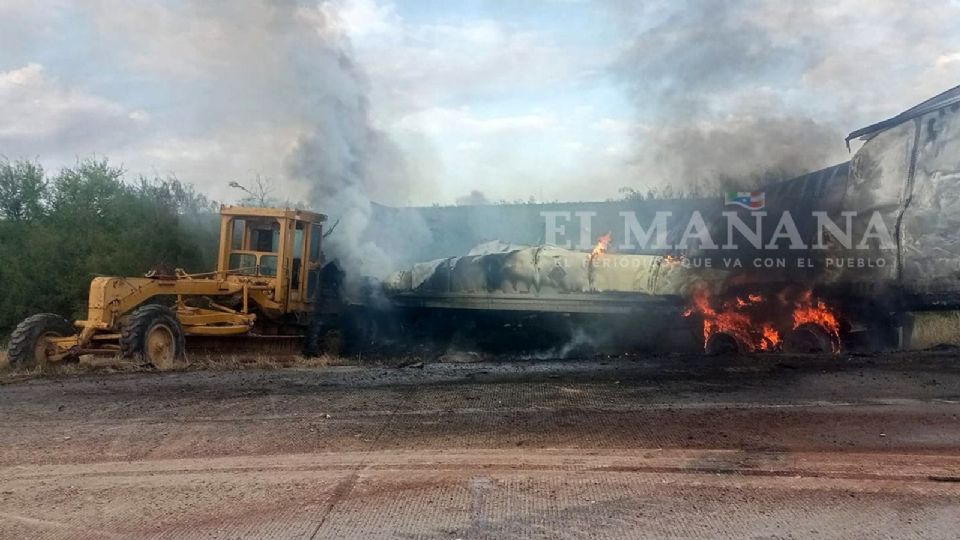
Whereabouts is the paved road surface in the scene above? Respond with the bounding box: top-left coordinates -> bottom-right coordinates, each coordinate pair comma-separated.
2,353 -> 960,538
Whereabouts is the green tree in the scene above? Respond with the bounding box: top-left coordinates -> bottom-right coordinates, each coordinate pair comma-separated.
0,158 -> 220,341
0,159 -> 47,220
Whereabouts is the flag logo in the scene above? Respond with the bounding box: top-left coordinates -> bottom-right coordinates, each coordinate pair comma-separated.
725,191 -> 765,210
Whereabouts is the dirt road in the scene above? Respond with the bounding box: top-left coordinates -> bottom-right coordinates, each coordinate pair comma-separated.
2,353 -> 960,538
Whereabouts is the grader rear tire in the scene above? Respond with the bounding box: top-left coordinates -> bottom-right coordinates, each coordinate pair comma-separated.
121,305 -> 186,369
7,313 -> 76,369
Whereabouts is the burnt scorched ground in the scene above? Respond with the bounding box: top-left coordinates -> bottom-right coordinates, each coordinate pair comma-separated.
2,353 -> 960,539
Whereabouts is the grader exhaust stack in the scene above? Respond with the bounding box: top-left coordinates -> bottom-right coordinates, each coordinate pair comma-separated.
8,206 -> 327,368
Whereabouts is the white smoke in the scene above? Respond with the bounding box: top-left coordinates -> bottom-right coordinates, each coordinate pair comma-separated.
271,1 -> 432,284
78,0 -> 432,285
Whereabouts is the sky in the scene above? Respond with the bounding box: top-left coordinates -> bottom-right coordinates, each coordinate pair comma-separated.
1,0 -> 959,206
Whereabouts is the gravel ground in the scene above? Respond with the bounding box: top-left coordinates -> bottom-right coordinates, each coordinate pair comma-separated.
1,352 -> 959,538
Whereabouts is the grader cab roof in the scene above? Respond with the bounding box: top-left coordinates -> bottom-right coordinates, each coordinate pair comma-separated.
219,205 -> 327,223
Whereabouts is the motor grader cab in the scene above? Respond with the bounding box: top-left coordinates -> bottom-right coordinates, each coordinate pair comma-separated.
216,206 -> 327,316
8,206 -> 328,368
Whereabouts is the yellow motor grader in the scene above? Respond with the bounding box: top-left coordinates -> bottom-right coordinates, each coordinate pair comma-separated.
8,206 -> 331,368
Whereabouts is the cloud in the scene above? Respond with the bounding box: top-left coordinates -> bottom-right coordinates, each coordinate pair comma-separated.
69,0 -> 440,283
335,0 -> 401,38
7,0 -> 959,208
0,1 -> 70,67
395,108 -> 557,136
77,2 -> 417,193
328,0 -> 631,202
334,0 -> 607,115
2,0 -> 630,205
0,63 -> 148,158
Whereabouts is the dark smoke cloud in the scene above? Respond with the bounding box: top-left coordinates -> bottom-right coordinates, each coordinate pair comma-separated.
455,190 -> 490,206
644,116 -> 842,190
613,0 -> 846,189
617,1 -> 803,114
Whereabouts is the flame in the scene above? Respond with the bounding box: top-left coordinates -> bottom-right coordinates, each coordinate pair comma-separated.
684,288 -> 770,352
589,232 -> 613,261
760,324 -> 781,351
683,288 -> 840,353
792,290 -> 840,338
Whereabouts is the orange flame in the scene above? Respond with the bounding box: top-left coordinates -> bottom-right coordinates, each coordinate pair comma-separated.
684,288 -> 770,352
683,288 -> 840,353
792,291 -> 840,338
760,324 -> 781,351
589,232 -> 613,261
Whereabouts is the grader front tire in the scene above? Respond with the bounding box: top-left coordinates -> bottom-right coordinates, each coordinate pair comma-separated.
7,313 -> 76,369
121,305 -> 186,369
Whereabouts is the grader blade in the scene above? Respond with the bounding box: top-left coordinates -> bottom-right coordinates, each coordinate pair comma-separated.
185,335 -> 306,359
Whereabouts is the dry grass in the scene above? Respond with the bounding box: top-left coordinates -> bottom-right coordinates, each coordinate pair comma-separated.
172,353 -> 341,372
0,352 -> 346,384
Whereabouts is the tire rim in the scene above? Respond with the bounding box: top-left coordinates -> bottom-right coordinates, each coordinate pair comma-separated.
146,324 -> 176,365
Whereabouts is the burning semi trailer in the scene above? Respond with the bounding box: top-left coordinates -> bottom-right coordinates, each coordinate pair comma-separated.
372,238 -> 844,356
372,239 -> 729,354
345,84 -> 960,356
